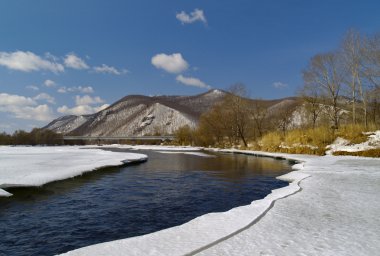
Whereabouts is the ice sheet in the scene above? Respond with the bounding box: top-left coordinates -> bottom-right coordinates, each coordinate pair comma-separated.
0,146 -> 147,197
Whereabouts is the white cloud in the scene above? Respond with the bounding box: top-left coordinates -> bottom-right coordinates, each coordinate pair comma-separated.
64,53 -> 89,70
93,64 -> 128,75
34,93 -> 56,104
273,82 -> 288,89
75,95 -> 104,105
176,9 -> 207,24
44,79 -> 56,87
26,85 -> 39,91
13,104 -> 54,121
0,93 -> 36,106
57,86 -> 94,94
176,75 -> 211,89
0,93 -> 54,121
57,104 -> 109,116
57,87 -> 66,93
0,51 -> 64,73
151,53 -> 189,74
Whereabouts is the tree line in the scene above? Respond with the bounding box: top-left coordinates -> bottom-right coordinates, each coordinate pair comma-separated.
175,29 -> 380,148
0,128 -> 63,145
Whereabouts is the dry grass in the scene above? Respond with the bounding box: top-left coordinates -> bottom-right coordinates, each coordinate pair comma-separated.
258,132 -> 282,151
333,149 -> 380,157
258,126 -> 334,155
257,124 -> 379,156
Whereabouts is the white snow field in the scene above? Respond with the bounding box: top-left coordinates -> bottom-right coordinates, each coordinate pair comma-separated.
0,146 -> 147,197
59,148 -> 380,256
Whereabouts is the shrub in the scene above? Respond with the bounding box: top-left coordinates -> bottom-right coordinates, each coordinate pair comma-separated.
174,125 -> 194,146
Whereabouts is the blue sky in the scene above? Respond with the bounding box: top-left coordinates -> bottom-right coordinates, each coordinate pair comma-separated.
1,0 -> 380,133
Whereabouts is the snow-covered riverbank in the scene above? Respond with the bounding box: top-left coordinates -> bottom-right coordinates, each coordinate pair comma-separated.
0,146 -> 147,197
59,148 -> 380,256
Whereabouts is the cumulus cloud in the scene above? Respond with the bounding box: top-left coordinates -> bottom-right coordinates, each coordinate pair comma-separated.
14,104 -> 54,121
64,53 -> 89,70
34,93 -> 56,104
93,64 -> 128,75
57,104 -> 109,116
44,79 -> 56,87
0,51 -> 64,73
57,86 -> 94,94
75,95 -> 104,105
26,85 -> 39,91
176,9 -> 207,24
176,75 -> 211,89
0,93 -> 54,121
151,53 -> 189,74
273,82 -> 288,89
0,93 -> 36,106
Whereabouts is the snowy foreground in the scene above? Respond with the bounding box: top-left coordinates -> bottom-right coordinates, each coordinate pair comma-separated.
60,148 -> 380,256
0,146 -> 147,197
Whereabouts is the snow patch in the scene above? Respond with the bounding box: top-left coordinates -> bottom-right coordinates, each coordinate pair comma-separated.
326,130 -> 380,154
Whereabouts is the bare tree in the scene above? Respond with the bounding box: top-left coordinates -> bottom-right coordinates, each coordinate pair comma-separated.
299,84 -> 323,129
359,32 -> 380,127
273,101 -> 298,135
224,84 -> 252,147
341,29 -> 362,124
303,52 -> 344,130
250,99 -> 268,138
367,87 -> 380,124
361,33 -> 380,88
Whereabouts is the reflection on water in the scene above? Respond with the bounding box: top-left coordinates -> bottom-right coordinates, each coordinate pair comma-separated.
0,150 -> 291,256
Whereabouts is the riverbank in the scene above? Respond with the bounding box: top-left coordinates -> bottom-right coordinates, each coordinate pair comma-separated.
0,146 -> 148,197
59,147 -> 380,256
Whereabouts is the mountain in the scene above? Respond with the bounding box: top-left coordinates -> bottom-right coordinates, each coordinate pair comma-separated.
44,89 -> 302,136
44,89 -> 229,136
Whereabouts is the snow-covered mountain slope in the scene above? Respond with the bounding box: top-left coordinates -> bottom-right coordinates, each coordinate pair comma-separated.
43,115 -> 91,134
44,90 -> 228,136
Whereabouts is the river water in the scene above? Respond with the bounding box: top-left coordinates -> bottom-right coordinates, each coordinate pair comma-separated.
0,149 -> 292,256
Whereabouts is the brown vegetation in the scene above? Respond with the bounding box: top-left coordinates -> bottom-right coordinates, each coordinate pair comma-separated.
0,128 -> 63,146
333,149 -> 380,158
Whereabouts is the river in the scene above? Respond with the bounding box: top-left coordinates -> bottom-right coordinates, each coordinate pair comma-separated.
0,149 -> 291,256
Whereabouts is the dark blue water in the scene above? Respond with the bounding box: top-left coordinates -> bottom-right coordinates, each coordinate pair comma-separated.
0,150 -> 291,256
